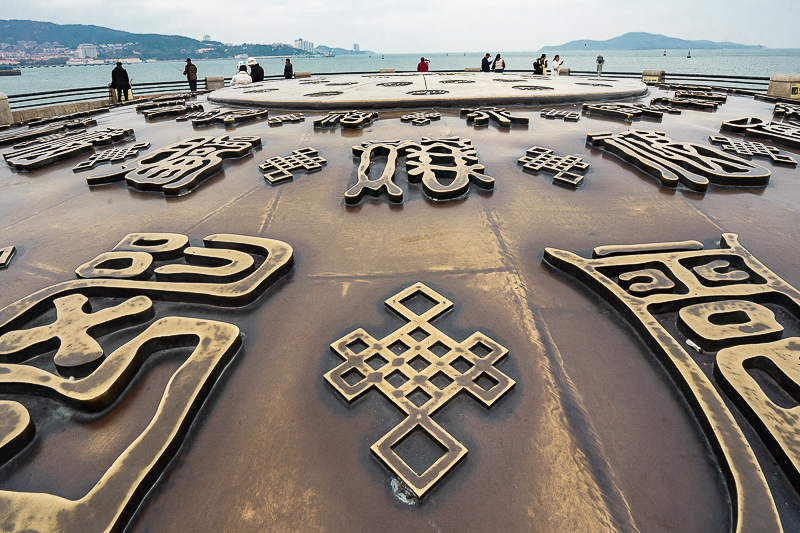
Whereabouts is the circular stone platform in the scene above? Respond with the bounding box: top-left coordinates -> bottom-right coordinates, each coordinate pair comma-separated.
208,72 -> 648,109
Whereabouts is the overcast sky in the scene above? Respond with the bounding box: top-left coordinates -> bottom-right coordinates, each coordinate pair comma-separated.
4,0 -> 799,52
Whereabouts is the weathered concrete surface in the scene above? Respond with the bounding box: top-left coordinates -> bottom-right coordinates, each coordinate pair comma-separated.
209,71 -> 649,110
0,83 -> 798,532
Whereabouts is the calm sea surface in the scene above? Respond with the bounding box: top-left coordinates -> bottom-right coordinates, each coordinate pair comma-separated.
2,49 -> 799,96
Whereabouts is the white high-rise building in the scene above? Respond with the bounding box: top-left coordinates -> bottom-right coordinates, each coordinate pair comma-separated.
76,43 -> 98,59
203,34 -> 211,42
294,38 -> 314,54
353,44 -> 360,52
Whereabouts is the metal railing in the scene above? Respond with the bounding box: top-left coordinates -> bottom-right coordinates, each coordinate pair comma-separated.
4,70 -> 773,110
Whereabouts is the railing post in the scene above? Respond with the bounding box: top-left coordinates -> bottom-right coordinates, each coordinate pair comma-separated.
0,93 -> 12,125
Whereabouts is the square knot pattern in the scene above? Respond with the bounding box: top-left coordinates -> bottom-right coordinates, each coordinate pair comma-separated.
325,283 -> 514,498
587,129 -> 771,192
721,117 -> 800,151
460,107 -> 529,129
346,137 -> 494,204
313,110 -> 378,129
540,108 -> 580,122
259,147 -> 327,184
709,136 -> 797,166
400,112 -> 442,126
518,146 -> 590,187
72,142 -> 151,172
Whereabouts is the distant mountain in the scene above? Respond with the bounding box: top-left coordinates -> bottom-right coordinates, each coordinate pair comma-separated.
0,19 -> 298,60
540,32 -> 765,51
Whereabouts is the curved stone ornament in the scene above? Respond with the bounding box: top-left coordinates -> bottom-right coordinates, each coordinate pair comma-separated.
0,232 -> 293,532
325,283 -> 514,499
543,233 -> 793,532
0,246 -> 15,269
587,130 -> 771,192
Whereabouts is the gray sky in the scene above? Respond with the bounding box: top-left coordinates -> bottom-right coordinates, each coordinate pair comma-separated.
4,0 -> 798,52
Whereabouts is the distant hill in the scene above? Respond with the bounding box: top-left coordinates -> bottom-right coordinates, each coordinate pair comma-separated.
0,19 -> 298,60
540,32 -> 765,51
315,45 -> 374,56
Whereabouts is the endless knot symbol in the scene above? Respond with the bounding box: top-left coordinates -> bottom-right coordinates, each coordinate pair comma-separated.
544,233 -> 800,532
511,85 -> 554,91
582,103 -> 680,121
721,117 -> 800,150
304,91 -> 343,97
518,146 -> 590,187
774,102 -> 800,121
377,81 -> 412,87
460,107 -> 529,128
141,103 -> 204,120
675,90 -> 727,102
325,283 -> 514,498
0,246 -> 15,269
709,136 -> 797,166
259,147 -> 327,184
313,110 -> 378,129
347,137 -> 494,204
72,142 -> 151,172
3,128 -> 135,171
540,108 -> 580,121
176,108 -> 268,126
86,135 -> 261,196
400,111 -> 442,126
587,129 -> 771,192
268,113 -> 305,126
651,96 -> 720,110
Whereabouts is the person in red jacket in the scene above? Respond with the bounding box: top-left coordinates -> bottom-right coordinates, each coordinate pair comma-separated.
417,57 -> 429,72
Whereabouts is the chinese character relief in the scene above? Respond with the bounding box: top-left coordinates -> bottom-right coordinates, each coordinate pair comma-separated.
651,97 -> 721,110
259,148 -> 327,184
721,117 -> 800,150
0,119 -> 98,146
543,233 -> 800,531
176,109 -> 269,127
400,111 -> 442,126
0,232 -> 293,532
582,103 -> 680,121
347,137 -> 494,205
709,136 -> 797,166
268,113 -> 305,126
325,283 -> 514,499
540,109 -> 580,121
313,110 -> 378,129
517,146 -> 590,187
25,108 -> 109,127
141,103 -> 205,120
86,135 -> 261,196
587,130 -> 771,192
72,142 -> 151,172
135,98 -> 194,112
674,90 -> 728,102
3,128 -> 136,171
774,102 -> 800,121
0,246 -> 15,269
460,107 -> 529,129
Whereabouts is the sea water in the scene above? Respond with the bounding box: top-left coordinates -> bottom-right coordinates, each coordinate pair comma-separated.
2,49 -> 799,96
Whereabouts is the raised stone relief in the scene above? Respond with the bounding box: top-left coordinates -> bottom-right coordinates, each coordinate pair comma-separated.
141,103 -> 204,120
3,128 -> 135,171
511,85 -> 555,91
259,147 -> 327,184
377,82 -> 412,87
543,233 -> 800,532
721,117 -> 800,150
400,111 -> 442,126
774,102 -> 800,121
517,146 -> 590,187
709,136 -> 797,166
0,232 -> 293,532
268,113 -> 305,126
0,246 -> 15,269
586,130 -> 771,192
304,91 -> 344,98
347,137 -> 493,204
86,135 -> 261,196
540,108 -> 580,121
326,81 -> 358,86
460,107 -> 529,128
72,142 -> 151,172
0,119 -> 98,146
175,108 -> 269,126
439,79 -> 475,84
242,88 -> 278,93
582,102 -> 680,121
134,97 -> 194,112
313,110 -> 378,129
651,96 -> 721,110
407,90 -> 449,95
24,108 -> 109,127
674,90 -> 727,102
325,282 -> 514,498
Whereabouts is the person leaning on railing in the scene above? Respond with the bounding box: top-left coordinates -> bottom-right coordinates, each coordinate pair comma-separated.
110,62 -> 130,102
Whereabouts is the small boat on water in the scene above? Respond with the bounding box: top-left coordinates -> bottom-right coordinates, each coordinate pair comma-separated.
663,50 -> 667,56
687,51 -> 692,58
0,66 -> 21,76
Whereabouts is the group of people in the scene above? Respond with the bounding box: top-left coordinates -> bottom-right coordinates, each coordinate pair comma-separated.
481,54 -> 507,73
478,53 -> 562,74
230,57 -> 294,86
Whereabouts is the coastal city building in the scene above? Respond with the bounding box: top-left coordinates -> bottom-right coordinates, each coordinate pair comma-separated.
353,43 -> 360,52
76,43 -> 98,59
294,38 -> 314,54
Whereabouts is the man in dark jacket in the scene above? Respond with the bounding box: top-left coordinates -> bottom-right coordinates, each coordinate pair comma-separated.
183,58 -> 198,92
247,57 -> 264,83
284,58 -> 293,79
110,62 -> 130,102
481,53 -> 491,72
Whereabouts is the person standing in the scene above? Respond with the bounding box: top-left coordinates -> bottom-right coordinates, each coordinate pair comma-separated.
183,58 -> 198,92
481,53 -> 491,72
417,57 -> 429,72
110,61 -> 130,103
230,64 -> 253,86
596,55 -> 605,78
534,54 -> 547,75
551,54 -> 563,75
492,54 -> 505,73
284,58 -> 294,79
247,57 -> 264,83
